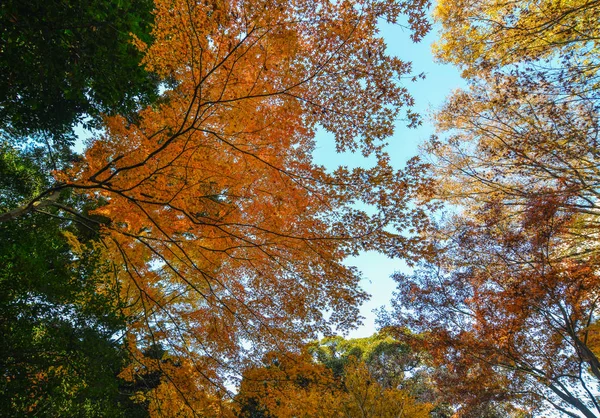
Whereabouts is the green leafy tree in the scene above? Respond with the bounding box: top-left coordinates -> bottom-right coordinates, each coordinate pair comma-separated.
0,0 -> 160,144
0,147 -> 148,417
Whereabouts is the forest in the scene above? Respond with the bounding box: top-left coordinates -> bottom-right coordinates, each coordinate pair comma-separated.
1,0 -> 599,416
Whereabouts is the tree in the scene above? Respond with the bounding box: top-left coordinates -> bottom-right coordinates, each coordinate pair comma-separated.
428,0 -> 600,234
311,333 -> 425,392
432,0 -> 600,79
310,333 -> 443,416
381,0 -> 600,416
424,73 -> 600,258
383,198 -> 600,417
0,0 -> 160,142
236,334 -> 433,418
236,350 -> 339,418
338,359 -> 432,418
0,147 -> 149,417
0,0 -> 434,413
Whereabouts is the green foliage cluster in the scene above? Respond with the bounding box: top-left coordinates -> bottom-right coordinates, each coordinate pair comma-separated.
0,147 -> 148,416
0,0 -> 161,414
0,145 -> 47,209
0,0 -> 159,143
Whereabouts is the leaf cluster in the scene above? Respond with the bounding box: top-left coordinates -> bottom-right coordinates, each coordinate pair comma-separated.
0,0 -> 160,141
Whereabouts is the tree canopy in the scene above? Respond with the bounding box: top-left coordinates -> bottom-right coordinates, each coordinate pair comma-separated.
0,0 -> 159,141
0,0 -> 433,415
380,0 -> 600,416
0,146 -> 151,417
236,333 -> 434,418
6,0 -> 600,416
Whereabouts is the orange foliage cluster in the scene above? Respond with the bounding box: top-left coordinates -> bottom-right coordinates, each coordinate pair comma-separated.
236,348 -> 432,417
51,0 -> 434,413
381,0 -> 600,416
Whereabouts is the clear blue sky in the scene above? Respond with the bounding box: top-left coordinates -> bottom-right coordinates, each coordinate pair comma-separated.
312,19 -> 464,338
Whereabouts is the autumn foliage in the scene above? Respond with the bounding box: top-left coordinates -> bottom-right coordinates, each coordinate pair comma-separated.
236,334 -> 434,418
378,0 -> 600,416
7,0 -> 600,416
26,0 -> 435,413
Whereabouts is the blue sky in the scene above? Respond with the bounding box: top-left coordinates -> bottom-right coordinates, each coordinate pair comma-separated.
312,20 -> 464,338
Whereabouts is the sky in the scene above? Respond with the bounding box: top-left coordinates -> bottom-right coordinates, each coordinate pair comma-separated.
311,20 -> 464,339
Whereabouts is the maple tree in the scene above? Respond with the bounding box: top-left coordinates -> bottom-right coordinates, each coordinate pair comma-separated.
383,0 -> 600,416
384,201 -> 600,417
0,0 -> 434,413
